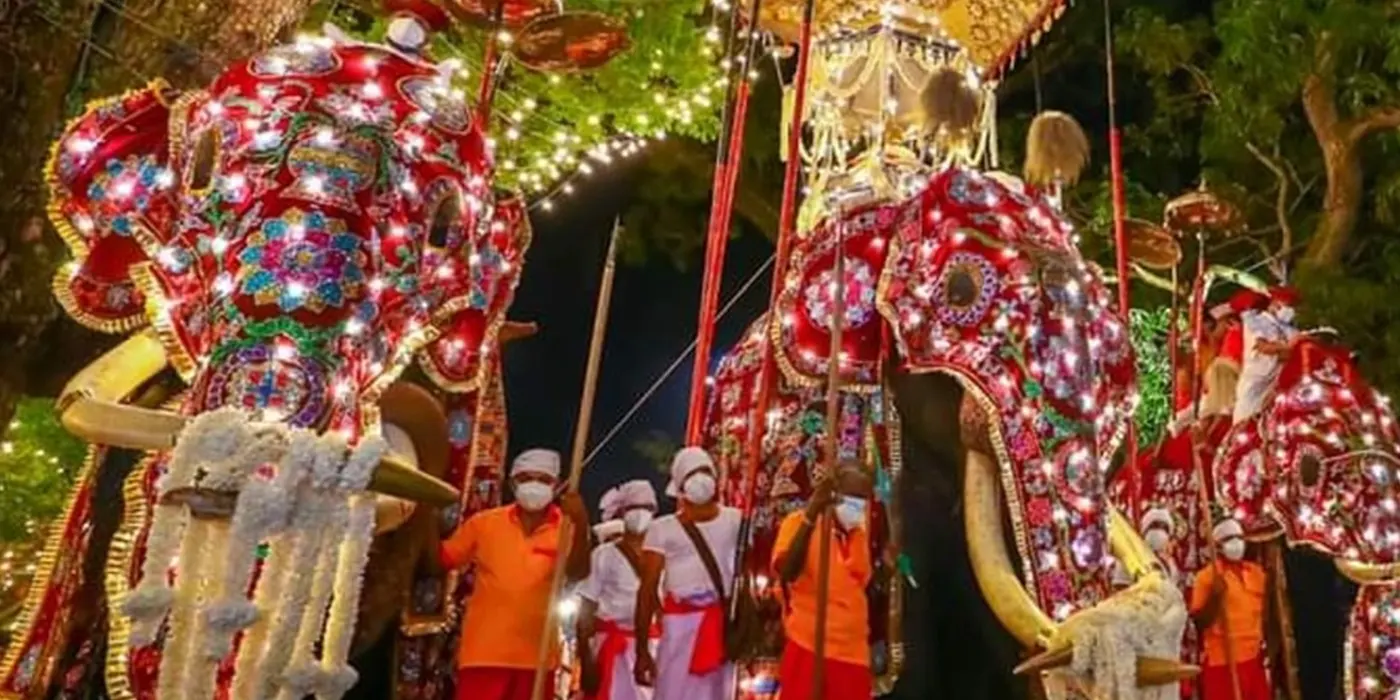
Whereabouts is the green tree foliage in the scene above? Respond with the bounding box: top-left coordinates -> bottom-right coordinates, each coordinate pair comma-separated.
0,398 -> 85,544
631,429 -> 680,476
1129,307 -> 1177,447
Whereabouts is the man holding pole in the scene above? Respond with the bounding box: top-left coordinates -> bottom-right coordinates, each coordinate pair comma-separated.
771,460 -> 874,700
578,479 -> 661,700
1190,518 -> 1271,700
633,447 -> 742,699
432,448 -> 592,700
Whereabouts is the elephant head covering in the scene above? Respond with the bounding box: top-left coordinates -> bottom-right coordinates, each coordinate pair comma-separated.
666,447 -> 715,498
512,448 -> 561,480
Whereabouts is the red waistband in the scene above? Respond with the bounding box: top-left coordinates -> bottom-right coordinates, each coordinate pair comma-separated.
660,596 -> 725,674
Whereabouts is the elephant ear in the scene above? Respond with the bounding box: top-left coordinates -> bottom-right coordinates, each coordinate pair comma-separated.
48,81 -> 179,333
417,194 -> 531,393
1257,338 -> 1400,560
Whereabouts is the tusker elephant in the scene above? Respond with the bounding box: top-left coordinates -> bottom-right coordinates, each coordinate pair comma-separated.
1205,333 -> 1400,699
0,32 -> 532,700
706,118 -> 1196,698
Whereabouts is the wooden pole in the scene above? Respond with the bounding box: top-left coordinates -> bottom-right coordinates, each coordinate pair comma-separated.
529,219 -> 622,700
812,217 -> 848,698
1265,539 -> 1302,700
474,0 -> 510,127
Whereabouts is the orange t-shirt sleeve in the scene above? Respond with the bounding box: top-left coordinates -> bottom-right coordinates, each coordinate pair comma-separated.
770,512 -> 803,573
439,513 -> 481,570
1188,566 -> 1214,613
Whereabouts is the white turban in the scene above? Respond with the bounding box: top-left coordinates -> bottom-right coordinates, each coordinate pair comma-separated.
512,448 -> 561,479
616,479 -> 658,510
1212,518 -> 1244,542
598,488 -> 623,520
666,447 -> 715,498
1140,508 -> 1173,534
593,519 -> 624,541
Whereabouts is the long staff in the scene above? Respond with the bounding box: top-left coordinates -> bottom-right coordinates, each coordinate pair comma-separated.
1185,230 -> 1242,700
812,216 -> 848,698
684,0 -> 765,443
530,219 -> 622,700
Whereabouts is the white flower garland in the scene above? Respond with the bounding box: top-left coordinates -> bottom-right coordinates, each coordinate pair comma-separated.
1043,573 -> 1187,700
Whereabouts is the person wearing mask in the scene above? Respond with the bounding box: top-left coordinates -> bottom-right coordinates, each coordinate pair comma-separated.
594,487 -> 626,545
633,447 -> 742,699
770,461 -> 874,699
1140,507 -> 1182,587
432,449 -> 591,700
1190,519 -> 1271,700
578,480 -> 661,700
1234,286 -> 1300,425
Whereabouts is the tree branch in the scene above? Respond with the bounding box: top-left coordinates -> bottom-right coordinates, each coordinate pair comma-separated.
1301,33 -> 1341,146
1345,106 -> 1400,145
1244,141 -> 1292,280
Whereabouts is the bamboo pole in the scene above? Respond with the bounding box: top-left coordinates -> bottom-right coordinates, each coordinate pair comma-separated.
529,219 -> 622,700
812,217 -> 848,698
473,0 -> 510,127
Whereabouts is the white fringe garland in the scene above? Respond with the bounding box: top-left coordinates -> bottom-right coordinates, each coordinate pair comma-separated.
1043,573 -> 1188,700
119,409 -> 390,700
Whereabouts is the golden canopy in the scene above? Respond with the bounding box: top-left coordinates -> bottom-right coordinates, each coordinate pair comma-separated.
756,0 -> 1066,76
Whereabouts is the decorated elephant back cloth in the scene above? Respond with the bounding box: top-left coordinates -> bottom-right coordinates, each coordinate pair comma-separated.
1224,335 -> 1400,561
47,36 -> 530,433
877,166 -> 1137,619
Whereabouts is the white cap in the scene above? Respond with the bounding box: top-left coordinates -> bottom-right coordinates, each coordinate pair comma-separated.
666,447 -> 715,498
1212,518 -> 1244,542
599,487 -> 623,520
512,448 -> 561,480
615,479 -> 658,511
1140,508 -> 1173,534
593,519 -> 624,541
387,16 -> 428,52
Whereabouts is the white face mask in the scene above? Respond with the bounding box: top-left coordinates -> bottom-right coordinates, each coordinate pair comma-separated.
682,473 -> 716,505
1273,307 -> 1295,324
1145,529 -> 1170,553
623,510 -> 653,534
1221,539 -> 1246,562
514,481 -> 553,511
835,496 -> 868,530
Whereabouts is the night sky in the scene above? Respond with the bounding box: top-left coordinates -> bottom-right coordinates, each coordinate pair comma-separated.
499,183 -> 772,518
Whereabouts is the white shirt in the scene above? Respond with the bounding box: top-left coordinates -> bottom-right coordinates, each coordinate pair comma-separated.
1236,309 -> 1296,421
643,507 -> 742,602
577,542 -> 646,626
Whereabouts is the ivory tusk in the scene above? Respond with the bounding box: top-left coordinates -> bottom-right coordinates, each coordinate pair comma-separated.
1014,646 -> 1200,687
963,448 -> 1057,647
58,330 -> 184,450
1335,558 -> 1400,585
1106,506 -> 1159,579
58,331 -> 458,506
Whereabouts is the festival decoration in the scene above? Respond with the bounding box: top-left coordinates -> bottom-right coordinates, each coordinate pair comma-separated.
0,18 -> 539,699
511,11 -> 631,73
1123,219 -> 1181,271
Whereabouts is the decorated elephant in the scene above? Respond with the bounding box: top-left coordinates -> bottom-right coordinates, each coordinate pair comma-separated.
0,29 -> 532,700
1202,333 -> 1400,699
705,102 -> 1197,697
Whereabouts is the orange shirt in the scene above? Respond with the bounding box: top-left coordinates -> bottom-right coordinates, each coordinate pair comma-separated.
770,511 -> 871,667
1189,561 -> 1267,664
440,504 -> 563,669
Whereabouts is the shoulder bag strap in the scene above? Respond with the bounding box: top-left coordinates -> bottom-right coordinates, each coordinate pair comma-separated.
678,518 -> 728,603
614,543 -> 645,580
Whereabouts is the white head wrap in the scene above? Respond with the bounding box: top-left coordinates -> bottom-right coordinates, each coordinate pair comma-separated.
599,487 -> 623,520
1212,518 -> 1244,543
512,448 -> 561,480
1139,507 -> 1174,534
666,447 -> 715,498
616,479 -> 658,510
593,519 -> 624,541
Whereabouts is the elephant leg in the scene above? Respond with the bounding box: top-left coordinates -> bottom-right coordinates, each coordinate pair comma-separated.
1283,548 -> 1352,699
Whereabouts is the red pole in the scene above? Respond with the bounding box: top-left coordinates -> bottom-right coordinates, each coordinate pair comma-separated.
684,0 -> 764,444
1103,0 -> 1139,518
474,1 -> 508,127
738,0 -> 817,514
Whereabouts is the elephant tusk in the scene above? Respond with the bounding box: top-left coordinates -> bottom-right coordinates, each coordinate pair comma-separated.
58,332 -> 459,507
58,330 -> 184,450
1013,646 -> 1200,687
1106,506 -> 1159,579
499,320 -> 539,343
1334,559 -> 1400,584
962,448 -> 1057,648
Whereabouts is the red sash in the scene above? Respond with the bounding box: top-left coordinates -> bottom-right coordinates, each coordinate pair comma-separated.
661,595 -> 725,675
588,619 -> 659,700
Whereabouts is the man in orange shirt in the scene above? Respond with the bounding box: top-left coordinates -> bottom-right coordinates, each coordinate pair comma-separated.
1190,518 -> 1272,700
434,448 -> 591,700
770,461 -> 874,700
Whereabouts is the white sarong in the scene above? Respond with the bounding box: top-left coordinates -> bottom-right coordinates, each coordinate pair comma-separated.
654,606 -> 733,700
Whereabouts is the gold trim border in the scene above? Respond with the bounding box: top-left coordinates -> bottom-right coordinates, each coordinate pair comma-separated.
102,453 -> 159,700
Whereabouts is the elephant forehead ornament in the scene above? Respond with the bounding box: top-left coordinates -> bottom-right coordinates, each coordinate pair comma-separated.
38,31 -> 531,700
